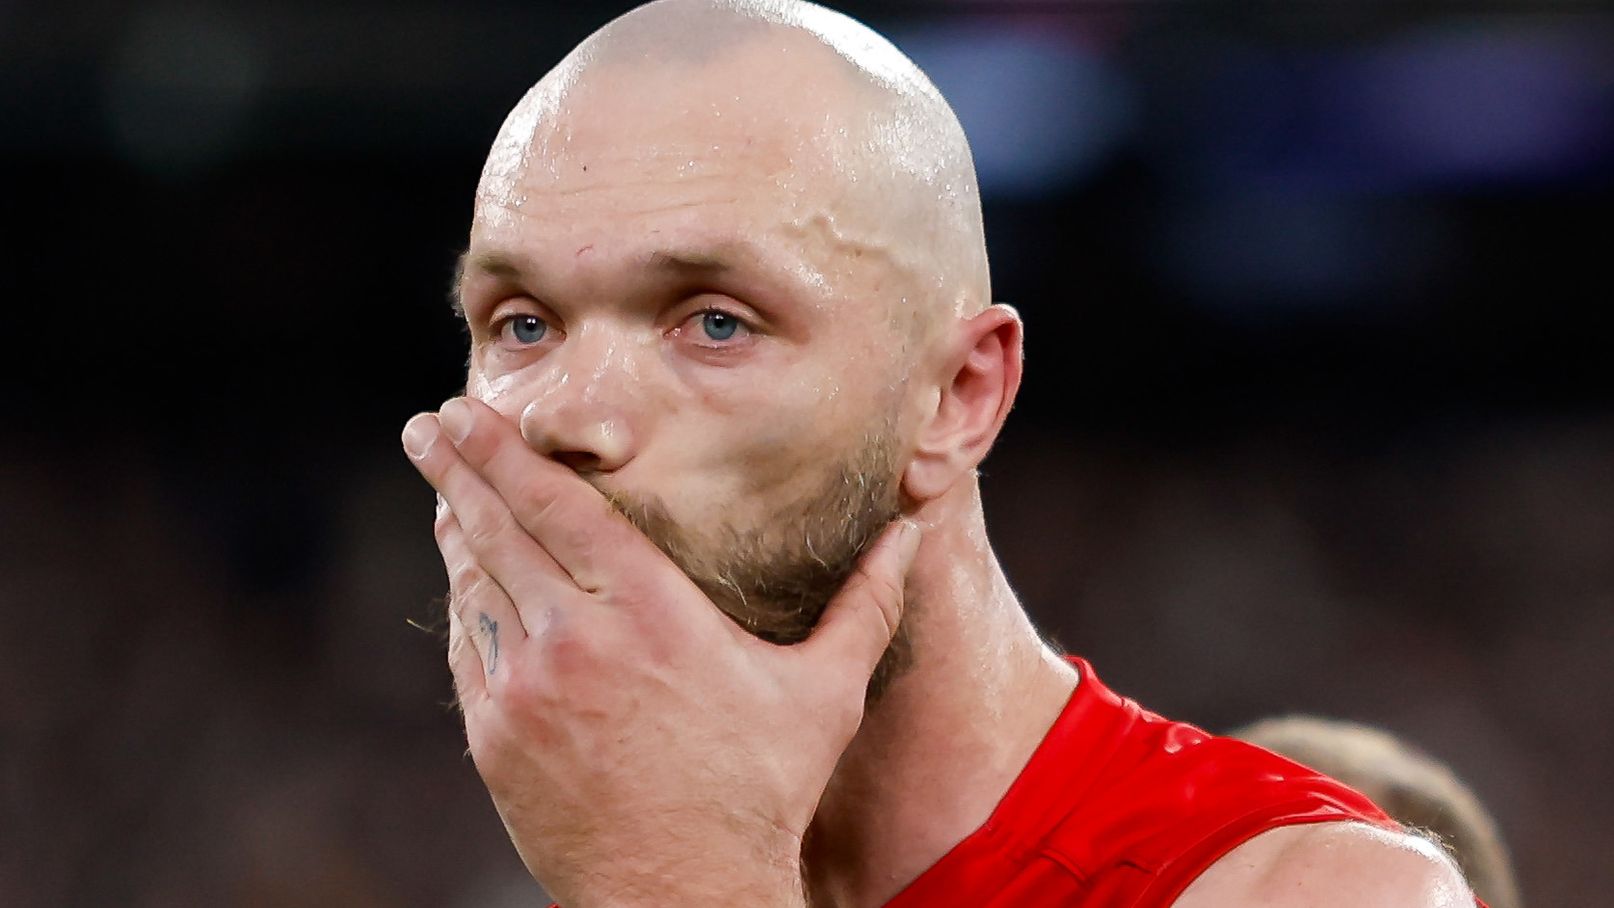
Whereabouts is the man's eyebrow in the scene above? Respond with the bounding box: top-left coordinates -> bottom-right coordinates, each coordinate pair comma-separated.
449,250 -> 527,318
447,244 -> 759,317
646,249 -> 734,275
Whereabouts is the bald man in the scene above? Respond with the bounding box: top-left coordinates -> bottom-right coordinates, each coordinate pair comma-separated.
399,2 -> 1482,906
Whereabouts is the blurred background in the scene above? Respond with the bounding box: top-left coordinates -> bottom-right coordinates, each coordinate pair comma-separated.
3,0 -> 1611,905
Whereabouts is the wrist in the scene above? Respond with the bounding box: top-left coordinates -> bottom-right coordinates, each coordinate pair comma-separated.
560,838 -> 806,908
572,872 -> 805,908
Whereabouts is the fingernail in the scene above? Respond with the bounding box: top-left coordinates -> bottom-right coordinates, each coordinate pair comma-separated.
440,397 -> 473,444
402,414 -> 440,460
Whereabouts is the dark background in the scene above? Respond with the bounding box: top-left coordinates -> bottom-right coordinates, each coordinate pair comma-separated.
3,1 -> 1611,905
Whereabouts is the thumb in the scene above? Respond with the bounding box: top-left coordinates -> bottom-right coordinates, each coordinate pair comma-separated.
802,518 -> 922,676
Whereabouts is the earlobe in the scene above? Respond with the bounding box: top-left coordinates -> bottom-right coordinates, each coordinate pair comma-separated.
900,305 -> 1023,503
901,386 -> 950,502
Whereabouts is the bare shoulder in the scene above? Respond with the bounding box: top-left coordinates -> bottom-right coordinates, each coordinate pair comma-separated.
1172,821 -> 1473,908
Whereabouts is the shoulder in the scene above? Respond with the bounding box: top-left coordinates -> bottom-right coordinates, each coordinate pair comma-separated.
1171,821 -> 1473,908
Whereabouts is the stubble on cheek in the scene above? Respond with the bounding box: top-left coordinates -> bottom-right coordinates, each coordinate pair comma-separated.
593,414 -> 915,700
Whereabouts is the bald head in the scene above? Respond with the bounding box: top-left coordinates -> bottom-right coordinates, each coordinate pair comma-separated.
475,0 -> 989,326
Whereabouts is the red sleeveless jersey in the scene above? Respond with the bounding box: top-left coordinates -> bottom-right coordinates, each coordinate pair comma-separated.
882,657 -> 1483,907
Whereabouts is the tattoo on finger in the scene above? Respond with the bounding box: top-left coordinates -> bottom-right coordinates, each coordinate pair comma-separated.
478,612 -> 500,675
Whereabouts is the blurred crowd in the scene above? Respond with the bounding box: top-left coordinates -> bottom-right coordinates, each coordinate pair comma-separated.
6,411 -> 1612,905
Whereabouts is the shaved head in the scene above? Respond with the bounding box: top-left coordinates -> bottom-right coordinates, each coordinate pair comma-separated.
476,0 -> 990,330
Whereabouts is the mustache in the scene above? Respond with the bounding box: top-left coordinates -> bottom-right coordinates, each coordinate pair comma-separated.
582,465 -> 902,636
563,437 -> 913,701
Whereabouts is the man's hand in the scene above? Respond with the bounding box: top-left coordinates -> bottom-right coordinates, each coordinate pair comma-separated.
402,397 -> 920,908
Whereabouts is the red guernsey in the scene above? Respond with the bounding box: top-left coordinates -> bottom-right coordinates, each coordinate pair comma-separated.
881,658 -> 1485,908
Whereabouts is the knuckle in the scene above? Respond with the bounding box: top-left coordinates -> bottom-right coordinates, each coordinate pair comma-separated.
515,480 -> 566,530
852,570 -> 904,638
432,510 -> 458,545
463,504 -> 518,552
517,487 -> 599,559
446,624 -> 471,663
446,551 -> 477,583
447,632 -> 481,683
450,569 -> 491,605
544,625 -> 597,672
871,575 -> 905,615
503,653 -> 566,714
532,615 -> 613,682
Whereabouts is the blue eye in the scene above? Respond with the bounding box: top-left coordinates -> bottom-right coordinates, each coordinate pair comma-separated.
700,311 -> 739,341
504,315 -> 547,345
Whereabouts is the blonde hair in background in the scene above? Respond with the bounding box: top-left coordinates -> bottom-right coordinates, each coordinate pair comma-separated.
1230,716 -> 1521,908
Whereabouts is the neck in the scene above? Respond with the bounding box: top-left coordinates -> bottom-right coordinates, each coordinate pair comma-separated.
801,482 -> 1078,908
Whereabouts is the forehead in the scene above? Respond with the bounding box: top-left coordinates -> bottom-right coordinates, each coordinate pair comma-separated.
475,39 -> 864,229
465,48 -> 902,317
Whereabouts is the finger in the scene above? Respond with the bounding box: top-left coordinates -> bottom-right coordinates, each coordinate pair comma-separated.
446,607 -> 488,711
437,396 -> 672,595
799,519 -> 922,677
437,504 -> 528,680
404,412 -> 576,604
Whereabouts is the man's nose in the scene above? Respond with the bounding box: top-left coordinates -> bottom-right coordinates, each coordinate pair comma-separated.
514,331 -> 641,474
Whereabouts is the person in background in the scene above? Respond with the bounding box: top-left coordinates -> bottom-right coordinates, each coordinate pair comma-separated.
1231,716 -> 1521,908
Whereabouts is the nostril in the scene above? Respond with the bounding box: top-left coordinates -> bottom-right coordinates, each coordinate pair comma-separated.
551,450 -> 601,473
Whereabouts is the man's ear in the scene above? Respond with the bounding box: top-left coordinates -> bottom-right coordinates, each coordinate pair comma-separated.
902,304 -> 1023,502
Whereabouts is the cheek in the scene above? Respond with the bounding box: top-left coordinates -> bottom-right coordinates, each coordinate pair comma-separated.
653,392 -> 837,524
640,339 -> 901,523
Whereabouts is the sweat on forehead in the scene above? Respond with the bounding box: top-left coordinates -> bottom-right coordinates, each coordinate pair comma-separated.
475,0 -> 991,318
